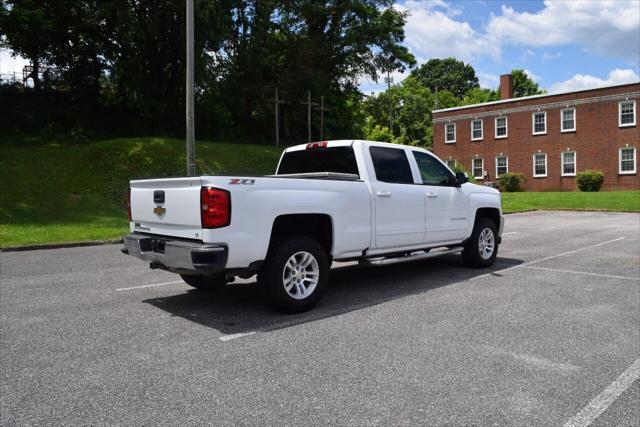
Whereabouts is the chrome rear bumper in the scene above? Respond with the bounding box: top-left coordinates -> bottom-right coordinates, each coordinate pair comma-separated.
122,234 -> 227,274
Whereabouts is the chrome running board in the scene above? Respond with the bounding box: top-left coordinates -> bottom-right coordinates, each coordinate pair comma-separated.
362,246 -> 463,266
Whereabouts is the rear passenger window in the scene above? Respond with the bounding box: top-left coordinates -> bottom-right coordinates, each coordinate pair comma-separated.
369,146 -> 414,184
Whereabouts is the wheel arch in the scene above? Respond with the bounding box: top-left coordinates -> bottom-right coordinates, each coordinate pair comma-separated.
474,207 -> 501,231
267,214 -> 334,259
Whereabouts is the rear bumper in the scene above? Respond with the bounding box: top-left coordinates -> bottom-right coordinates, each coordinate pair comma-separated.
122,234 -> 227,274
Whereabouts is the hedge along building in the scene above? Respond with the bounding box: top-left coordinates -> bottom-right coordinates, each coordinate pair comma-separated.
432,76 -> 639,191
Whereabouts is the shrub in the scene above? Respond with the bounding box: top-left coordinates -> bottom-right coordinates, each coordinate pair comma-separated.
576,170 -> 604,192
497,172 -> 527,192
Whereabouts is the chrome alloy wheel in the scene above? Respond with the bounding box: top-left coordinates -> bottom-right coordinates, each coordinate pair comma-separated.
478,227 -> 495,260
282,251 -> 320,300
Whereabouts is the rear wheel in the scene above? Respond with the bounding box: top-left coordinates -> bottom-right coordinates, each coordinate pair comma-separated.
462,217 -> 498,268
180,273 -> 226,291
258,236 -> 328,313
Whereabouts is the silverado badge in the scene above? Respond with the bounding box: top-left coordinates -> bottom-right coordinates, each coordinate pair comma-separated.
153,206 -> 166,217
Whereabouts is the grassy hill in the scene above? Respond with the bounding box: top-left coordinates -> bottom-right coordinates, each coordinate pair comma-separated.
0,137 -> 284,247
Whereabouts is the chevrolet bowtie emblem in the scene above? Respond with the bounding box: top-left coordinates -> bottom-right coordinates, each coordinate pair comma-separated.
153,206 -> 166,216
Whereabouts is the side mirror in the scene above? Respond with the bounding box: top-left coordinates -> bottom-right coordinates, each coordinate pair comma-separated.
455,172 -> 469,185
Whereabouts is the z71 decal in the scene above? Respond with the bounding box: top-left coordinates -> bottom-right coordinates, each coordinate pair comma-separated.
229,178 -> 255,185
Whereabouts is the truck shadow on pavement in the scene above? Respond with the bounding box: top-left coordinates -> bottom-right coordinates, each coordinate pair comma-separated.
143,255 -> 523,336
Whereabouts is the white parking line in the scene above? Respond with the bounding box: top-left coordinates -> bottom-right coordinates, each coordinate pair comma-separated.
522,266 -> 640,281
219,332 -> 256,341
115,280 -> 184,292
470,237 -> 625,281
502,231 -> 519,236
564,358 -> 640,427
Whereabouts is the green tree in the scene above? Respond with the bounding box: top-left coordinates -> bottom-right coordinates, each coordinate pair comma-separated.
0,0 -> 55,91
509,68 -> 545,98
462,87 -> 499,105
409,58 -> 479,99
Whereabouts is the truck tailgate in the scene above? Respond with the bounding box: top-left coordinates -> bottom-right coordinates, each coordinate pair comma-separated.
130,177 -> 203,240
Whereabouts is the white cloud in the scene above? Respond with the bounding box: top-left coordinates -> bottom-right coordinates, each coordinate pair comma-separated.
477,72 -> 499,89
549,68 -> 639,93
486,1 -> 640,63
397,1 -> 499,63
0,49 -> 28,75
523,68 -> 541,83
541,52 -> 562,62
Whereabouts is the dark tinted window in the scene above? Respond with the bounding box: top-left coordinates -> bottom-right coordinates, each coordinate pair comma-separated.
369,146 -> 414,184
413,151 -> 454,186
277,146 -> 359,176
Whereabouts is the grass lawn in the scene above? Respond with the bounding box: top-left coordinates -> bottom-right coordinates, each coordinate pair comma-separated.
502,191 -> 640,213
0,137 -> 284,247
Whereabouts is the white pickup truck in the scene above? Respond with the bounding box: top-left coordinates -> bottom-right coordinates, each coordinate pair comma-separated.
123,140 -> 503,312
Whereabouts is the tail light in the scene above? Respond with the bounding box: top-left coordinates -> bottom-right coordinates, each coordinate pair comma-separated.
127,188 -> 132,221
306,141 -> 328,149
201,187 -> 231,228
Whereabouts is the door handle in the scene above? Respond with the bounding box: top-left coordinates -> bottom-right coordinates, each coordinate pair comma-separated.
376,191 -> 391,197
425,192 -> 438,198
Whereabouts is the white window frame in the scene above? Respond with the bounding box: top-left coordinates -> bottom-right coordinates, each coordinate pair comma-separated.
494,116 -> 508,139
619,101 -> 636,127
561,108 -> 576,133
533,153 -> 547,178
495,156 -> 508,177
532,111 -> 547,135
445,123 -> 456,143
619,147 -> 637,174
472,157 -> 484,180
561,151 -> 576,177
471,119 -> 483,141
446,159 -> 456,170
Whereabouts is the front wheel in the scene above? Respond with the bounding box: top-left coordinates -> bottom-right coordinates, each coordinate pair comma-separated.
462,218 -> 499,268
258,236 -> 329,313
180,273 -> 226,291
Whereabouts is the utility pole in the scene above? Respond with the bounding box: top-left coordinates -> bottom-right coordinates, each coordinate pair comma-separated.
386,70 -> 393,132
185,0 -> 196,176
271,88 -> 285,146
314,96 -> 330,141
300,90 -> 318,143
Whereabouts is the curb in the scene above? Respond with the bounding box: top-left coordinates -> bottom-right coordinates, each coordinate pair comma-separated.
1,239 -> 123,253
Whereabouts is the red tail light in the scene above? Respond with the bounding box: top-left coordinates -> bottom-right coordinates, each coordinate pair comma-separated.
306,141 -> 328,149
127,188 -> 132,221
201,187 -> 231,228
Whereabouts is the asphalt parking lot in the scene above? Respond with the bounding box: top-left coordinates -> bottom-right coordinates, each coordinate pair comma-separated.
1,211 -> 639,426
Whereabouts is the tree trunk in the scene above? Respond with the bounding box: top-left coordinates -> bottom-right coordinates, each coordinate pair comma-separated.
31,56 -> 40,91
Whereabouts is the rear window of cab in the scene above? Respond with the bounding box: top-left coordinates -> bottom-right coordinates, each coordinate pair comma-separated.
277,146 -> 360,176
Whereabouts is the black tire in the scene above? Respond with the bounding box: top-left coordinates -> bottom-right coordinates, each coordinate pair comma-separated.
180,273 -> 226,291
462,217 -> 499,268
258,236 -> 329,313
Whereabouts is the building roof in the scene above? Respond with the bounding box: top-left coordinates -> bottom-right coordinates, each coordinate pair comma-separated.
432,81 -> 640,115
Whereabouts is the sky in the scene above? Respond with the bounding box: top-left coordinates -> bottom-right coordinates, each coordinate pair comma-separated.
2,0 -> 639,94
360,0 -> 640,95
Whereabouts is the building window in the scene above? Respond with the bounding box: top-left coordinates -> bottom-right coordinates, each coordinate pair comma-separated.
472,158 -> 484,179
532,112 -> 547,135
471,119 -> 483,141
619,147 -> 637,174
446,159 -> 456,170
562,151 -> 576,176
619,101 -> 636,127
495,116 -> 508,138
533,153 -> 547,177
561,108 -> 576,132
495,156 -> 508,176
445,123 -> 456,143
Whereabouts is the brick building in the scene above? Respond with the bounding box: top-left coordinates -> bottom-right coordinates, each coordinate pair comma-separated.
432,76 -> 639,191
